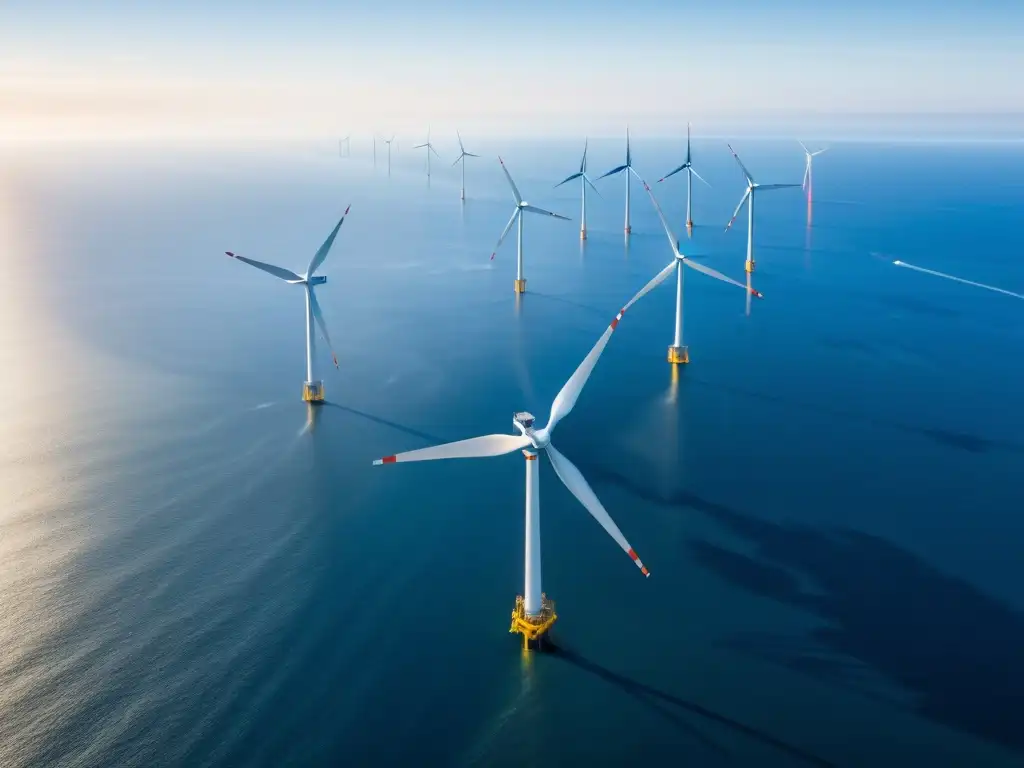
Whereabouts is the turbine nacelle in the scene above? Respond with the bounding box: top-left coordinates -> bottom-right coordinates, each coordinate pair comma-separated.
307,275 -> 328,286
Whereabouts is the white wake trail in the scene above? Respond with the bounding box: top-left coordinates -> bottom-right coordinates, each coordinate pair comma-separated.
893,260 -> 1024,301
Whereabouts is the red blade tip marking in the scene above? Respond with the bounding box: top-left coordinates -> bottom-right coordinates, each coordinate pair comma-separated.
381,455 -> 397,464
641,567 -> 650,577
225,251 -> 235,257
489,253 -> 495,260
628,548 -> 638,560
344,205 -> 351,214
754,290 -> 764,299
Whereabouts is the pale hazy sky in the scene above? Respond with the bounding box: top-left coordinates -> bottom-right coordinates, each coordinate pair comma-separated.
2,0 -> 1022,141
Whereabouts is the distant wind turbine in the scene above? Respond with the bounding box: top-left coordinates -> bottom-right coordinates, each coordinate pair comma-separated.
225,206 -> 350,402
451,131 -> 480,200
555,138 -> 601,241
598,126 -> 642,235
413,127 -> 441,178
339,136 -> 350,158
382,136 -> 395,176
373,136 -> 377,169
657,123 -> 711,235
491,157 -> 570,294
724,144 -> 801,274
799,141 -> 828,200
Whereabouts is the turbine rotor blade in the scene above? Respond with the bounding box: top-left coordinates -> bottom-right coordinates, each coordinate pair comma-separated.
758,183 -> 802,190
465,152 -> 480,158
798,140 -> 810,155
225,252 -> 303,282
640,178 -> 683,254
812,148 -> 829,156
490,208 -> 520,260
583,173 -> 602,197
544,261 -> 675,434
497,156 -> 523,204
452,153 -> 465,167
724,188 -> 751,232
596,164 -> 628,180
555,171 -> 583,188
690,166 -> 712,188
683,258 -> 763,297
429,145 -> 441,158
307,204 -> 350,278
308,286 -> 339,368
457,130 -> 466,154
726,144 -> 755,185
373,434 -> 531,465
521,204 -> 570,221
657,162 -> 688,183
802,163 -> 810,190
545,444 -> 649,577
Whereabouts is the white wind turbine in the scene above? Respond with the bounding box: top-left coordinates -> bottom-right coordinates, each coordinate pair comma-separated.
657,123 -> 711,235
382,136 -> 396,176
555,138 -> 601,241
339,136 -> 350,158
413,127 -> 441,179
597,126 -> 642,235
724,144 -> 802,274
490,157 -> 570,294
372,273 -> 667,648
636,177 -> 763,364
225,206 -> 349,402
451,131 -> 480,200
799,141 -> 828,201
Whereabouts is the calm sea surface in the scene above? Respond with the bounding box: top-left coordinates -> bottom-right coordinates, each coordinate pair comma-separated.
1,137 -> 1022,766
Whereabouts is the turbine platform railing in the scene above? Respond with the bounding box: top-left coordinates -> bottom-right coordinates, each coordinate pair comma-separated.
510,593 -> 557,649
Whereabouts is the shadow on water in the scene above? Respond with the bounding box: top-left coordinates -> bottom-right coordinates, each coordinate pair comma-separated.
323,402 -> 446,446
685,507 -> 1024,755
576,458 -> 1024,755
544,643 -> 834,767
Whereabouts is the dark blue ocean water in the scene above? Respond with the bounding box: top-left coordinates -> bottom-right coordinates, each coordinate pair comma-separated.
0,137 -> 1022,766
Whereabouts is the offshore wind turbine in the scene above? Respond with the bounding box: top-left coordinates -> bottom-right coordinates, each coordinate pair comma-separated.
490,157 -> 569,294
657,123 -> 711,235
597,126 -> 642,235
800,141 -> 828,209
413,128 -> 441,179
382,136 -> 395,176
724,144 -> 802,274
339,136 -> 350,158
372,273 -> 664,648
637,178 -> 763,364
225,206 -> 350,402
554,138 -> 601,241
451,131 -> 479,200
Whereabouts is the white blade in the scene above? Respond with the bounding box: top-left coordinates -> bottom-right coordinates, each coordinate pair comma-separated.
724,188 -> 751,232
413,143 -> 427,149
307,204 -> 350,278
812,148 -> 829,157
545,444 -> 649,577
727,143 -> 755,185
802,162 -> 810,190
690,166 -> 712,188
582,173 -> 602,197
308,286 -> 339,368
758,183 -> 801,190
429,144 -> 441,158
373,433 -> 531,465
490,208 -> 520,260
640,178 -> 682,255
464,152 -> 480,158
684,258 -> 763,297
497,156 -> 523,204
522,204 -> 570,221
457,131 -> 466,154
597,164 -> 628,180
224,252 -> 303,282
544,260 -> 676,435
452,153 -> 465,167
798,140 -> 810,155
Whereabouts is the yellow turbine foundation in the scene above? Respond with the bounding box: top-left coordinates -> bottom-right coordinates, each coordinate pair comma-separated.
580,228 -> 587,241
745,258 -> 756,274
510,593 -> 557,650
302,381 -> 325,403
667,345 -> 690,365
514,278 -> 527,294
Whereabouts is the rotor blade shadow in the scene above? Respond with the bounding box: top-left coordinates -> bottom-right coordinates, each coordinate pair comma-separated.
546,643 -> 833,766
322,402 -> 447,446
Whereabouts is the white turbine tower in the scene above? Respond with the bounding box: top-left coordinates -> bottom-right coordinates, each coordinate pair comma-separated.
657,123 -> 711,235
636,178 -> 763,365
799,141 -> 828,201
382,136 -> 395,176
413,127 -> 441,179
225,206 -> 349,402
724,144 -> 802,274
372,273 -> 667,648
451,131 -> 480,200
555,138 -> 601,241
597,126 -> 641,235
490,157 -> 570,294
